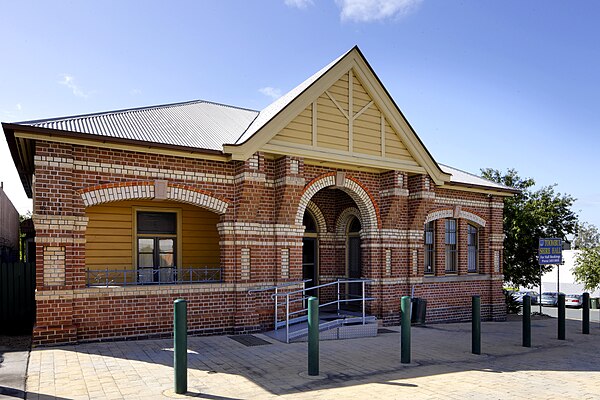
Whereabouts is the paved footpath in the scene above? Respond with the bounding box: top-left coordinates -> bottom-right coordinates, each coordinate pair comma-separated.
26,317 -> 600,400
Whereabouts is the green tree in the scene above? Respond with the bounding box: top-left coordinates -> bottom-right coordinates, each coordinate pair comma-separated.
480,168 -> 578,287
573,247 -> 600,292
573,222 -> 600,249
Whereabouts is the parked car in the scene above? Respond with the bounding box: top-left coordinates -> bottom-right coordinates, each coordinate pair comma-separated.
540,292 -> 565,306
565,294 -> 584,308
512,291 -> 539,304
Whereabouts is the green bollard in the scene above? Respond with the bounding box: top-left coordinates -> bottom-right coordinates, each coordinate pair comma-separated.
558,293 -> 565,340
472,295 -> 481,355
174,299 -> 188,394
583,292 -> 590,335
522,295 -> 531,347
401,296 -> 411,364
308,296 -> 319,376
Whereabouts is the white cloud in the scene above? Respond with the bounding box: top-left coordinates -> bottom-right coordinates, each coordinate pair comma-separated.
130,88 -> 142,96
259,86 -> 283,100
59,74 -> 90,98
284,0 -> 314,9
335,0 -> 423,22
15,103 -> 22,111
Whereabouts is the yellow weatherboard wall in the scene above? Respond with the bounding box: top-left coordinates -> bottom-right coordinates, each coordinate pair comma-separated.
85,200 -> 220,273
268,68 -> 419,167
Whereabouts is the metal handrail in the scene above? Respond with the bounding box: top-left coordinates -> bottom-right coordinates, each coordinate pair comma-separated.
248,279 -> 311,334
247,279 -> 311,293
271,278 -> 374,343
271,278 -> 372,298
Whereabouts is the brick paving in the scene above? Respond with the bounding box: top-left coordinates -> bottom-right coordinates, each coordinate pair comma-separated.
26,316 -> 600,399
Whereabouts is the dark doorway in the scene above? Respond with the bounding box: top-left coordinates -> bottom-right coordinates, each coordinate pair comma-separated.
302,237 -> 317,296
302,210 -> 318,297
346,216 -> 362,310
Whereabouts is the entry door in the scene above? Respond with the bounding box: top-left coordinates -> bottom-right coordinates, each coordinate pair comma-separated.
347,236 -> 362,308
302,237 -> 317,297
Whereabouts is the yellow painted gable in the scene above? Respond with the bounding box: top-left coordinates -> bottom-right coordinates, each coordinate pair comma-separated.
267,69 -> 419,170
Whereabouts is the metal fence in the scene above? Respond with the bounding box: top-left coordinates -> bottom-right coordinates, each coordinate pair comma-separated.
0,262 -> 35,334
86,266 -> 222,287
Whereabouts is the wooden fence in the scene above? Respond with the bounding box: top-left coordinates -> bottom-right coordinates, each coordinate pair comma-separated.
0,262 -> 35,334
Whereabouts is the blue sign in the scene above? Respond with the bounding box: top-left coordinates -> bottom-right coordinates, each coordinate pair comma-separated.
538,238 -> 562,265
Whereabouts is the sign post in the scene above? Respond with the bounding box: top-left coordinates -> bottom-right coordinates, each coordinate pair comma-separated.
538,238 -> 563,314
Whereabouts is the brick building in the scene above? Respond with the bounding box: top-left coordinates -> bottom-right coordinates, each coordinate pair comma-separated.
3,47 -> 517,345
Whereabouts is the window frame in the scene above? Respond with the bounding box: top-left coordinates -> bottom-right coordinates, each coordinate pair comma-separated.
467,224 -> 479,273
445,219 -> 457,273
424,221 -> 435,275
133,207 -> 183,281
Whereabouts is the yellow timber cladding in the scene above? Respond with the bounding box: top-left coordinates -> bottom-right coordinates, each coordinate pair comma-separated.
85,200 -> 220,277
270,69 -> 419,167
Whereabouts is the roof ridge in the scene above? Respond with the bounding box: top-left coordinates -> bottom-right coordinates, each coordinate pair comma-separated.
16,99 -> 258,125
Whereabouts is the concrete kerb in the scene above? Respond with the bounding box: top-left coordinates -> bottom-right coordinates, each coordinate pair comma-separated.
24,317 -> 600,399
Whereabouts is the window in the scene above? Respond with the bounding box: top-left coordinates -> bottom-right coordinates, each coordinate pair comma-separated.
303,211 -> 317,234
468,224 -> 478,273
137,211 -> 177,283
424,221 -> 435,274
445,219 -> 457,273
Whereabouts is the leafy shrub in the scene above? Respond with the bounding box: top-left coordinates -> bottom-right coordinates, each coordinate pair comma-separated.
504,289 -> 521,314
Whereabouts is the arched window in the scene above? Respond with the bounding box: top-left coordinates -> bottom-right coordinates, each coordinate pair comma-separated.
445,219 -> 457,273
303,211 -> 317,234
424,221 -> 435,275
348,216 -> 362,233
467,224 -> 479,273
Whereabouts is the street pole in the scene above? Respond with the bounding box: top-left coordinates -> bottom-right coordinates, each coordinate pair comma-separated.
557,263 -> 560,294
539,264 -> 542,315
401,296 -> 411,364
174,299 -> 187,395
523,295 -> 531,347
308,296 -> 319,376
472,295 -> 481,355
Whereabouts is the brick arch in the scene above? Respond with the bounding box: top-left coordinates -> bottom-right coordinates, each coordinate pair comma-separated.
424,207 -> 486,227
424,208 -> 453,224
305,200 -> 327,233
80,181 -> 229,215
295,173 -> 380,231
460,210 -> 487,227
335,207 -> 361,236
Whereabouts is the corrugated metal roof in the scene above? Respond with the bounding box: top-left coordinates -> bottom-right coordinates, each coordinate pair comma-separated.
439,164 -> 517,191
16,100 -> 258,151
6,46 -> 516,195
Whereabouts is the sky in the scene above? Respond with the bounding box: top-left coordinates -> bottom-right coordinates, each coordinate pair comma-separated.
1,0 -> 598,229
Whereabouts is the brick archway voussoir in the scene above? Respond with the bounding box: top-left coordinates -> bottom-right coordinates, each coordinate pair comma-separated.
80,181 -> 229,215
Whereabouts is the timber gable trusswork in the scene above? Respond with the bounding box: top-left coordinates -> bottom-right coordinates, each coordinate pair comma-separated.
2,46 -> 518,345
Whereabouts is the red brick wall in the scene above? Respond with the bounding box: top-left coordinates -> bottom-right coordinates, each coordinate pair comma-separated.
31,140 -> 507,345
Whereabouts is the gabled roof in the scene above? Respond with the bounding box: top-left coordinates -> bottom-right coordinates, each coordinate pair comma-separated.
10,100 -> 258,151
223,46 -> 451,185
2,46 -> 518,198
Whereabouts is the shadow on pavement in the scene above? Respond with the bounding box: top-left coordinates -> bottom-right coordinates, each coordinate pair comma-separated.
31,317 -> 600,397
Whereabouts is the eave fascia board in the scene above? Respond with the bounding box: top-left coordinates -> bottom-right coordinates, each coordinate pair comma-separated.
9,124 -> 231,162
439,182 -> 520,197
1,123 -> 33,197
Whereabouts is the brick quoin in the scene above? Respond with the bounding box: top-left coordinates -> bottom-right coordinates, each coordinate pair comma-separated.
29,139 -> 508,346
